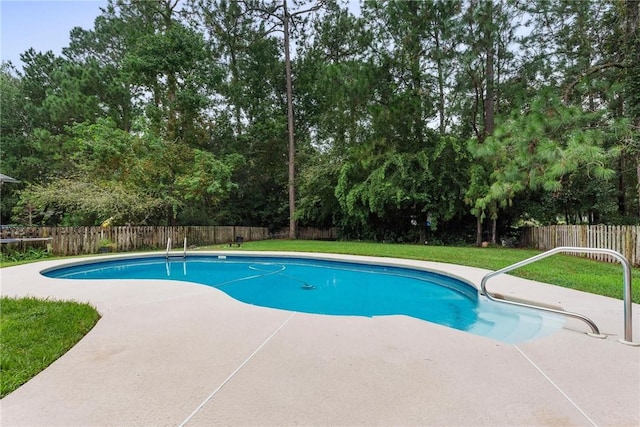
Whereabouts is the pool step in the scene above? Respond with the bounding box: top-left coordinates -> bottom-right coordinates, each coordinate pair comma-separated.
470,303 -> 565,344
492,292 -> 564,311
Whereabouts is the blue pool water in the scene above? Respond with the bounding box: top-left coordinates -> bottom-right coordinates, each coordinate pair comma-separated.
43,255 -> 565,343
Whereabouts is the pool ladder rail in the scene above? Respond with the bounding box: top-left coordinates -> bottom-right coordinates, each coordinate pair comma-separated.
166,237 -> 187,259
480,246 -> 638,346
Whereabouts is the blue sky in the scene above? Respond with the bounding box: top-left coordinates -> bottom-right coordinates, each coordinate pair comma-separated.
1,0 -> 108,69
1,0 -> 360,71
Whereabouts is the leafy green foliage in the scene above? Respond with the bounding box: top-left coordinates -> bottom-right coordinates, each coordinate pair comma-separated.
14,179 -> 167,226
2,0 -> 639,240
468,90 -> 620,224
12,118 -> 242,226
0,247 -> 51,264
336,133 -> 470,240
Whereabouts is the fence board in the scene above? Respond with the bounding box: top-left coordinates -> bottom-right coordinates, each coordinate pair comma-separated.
26,225 -> 331,256
3,225 -> 329,257
523,225 -> 639,266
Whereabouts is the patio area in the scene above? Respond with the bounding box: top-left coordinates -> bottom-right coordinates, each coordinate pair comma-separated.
1,252 -> 638,426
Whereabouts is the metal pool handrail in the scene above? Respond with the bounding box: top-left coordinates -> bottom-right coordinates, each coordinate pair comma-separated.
166,237 -> 187,259
480,246 -> 637,346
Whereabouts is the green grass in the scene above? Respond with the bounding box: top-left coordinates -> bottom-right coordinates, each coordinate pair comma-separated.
212,240 -> 640,303
0,247 -> 52,267
0,297 -> 101,397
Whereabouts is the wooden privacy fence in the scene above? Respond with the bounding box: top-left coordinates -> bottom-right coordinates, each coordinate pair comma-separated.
0,226 -> 266,256
522,225 -> 640,266
0,225 -> 334,257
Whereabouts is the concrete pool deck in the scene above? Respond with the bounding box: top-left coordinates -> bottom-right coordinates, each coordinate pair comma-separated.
1,251 -> 638,426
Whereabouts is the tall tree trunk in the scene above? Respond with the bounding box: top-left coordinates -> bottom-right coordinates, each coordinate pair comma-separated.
637,153 -> 640,218
435,31 -> 446,134
491,216 -> 497,244
283,0 -> 296,239
618,156 -> 626,216
407,1 -> 424,147
230,49 -> 242,136
161,1 -> 177,142
167,73 -> 177,141
476,216 -> 483,246
476,0 -> 495,246
483,1 -> 495,139
626,0 -> 640,219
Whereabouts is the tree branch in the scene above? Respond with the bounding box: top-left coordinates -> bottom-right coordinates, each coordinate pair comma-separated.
261,23 -> 282,37
290,0 -> 326,17
238,0 -> 284,23
563,62 -> 626,104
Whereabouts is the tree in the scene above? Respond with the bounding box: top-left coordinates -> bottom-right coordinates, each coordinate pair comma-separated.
63,4 -> 140,131
239,0 -> 326,238
13,118 -> 242,226
516,0 -> 638,223
469,90 -> 619,226
0,63 -> 29,224
120,1 -> 214,146
293,0 -> 371,228
19,49 -> 68,135
188,0 -> 293,227
187,0 -> 255,137
5,0 -> 636,235
454,0 -> 520,244
336,134 -> 470,241
621,0 -> 640,218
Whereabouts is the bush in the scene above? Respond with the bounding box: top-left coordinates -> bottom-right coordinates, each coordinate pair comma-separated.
0,247 -> 51,264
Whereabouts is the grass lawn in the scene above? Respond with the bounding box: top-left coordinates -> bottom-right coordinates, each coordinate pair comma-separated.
0,297 -> 100,397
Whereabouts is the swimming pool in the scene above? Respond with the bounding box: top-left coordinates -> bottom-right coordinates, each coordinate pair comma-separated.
42,254 -> 565,344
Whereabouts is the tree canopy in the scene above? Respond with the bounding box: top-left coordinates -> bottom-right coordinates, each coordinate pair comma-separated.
1,0 -> 638,244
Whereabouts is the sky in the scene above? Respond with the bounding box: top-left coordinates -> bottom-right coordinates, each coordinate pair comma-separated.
1,0 -> 108,69
1,0 -> 361,72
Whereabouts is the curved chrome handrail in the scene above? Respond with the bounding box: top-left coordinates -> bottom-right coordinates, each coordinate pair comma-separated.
165,237 -> 187,259
480,246 -> 636,345
166,237 -> 187,259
